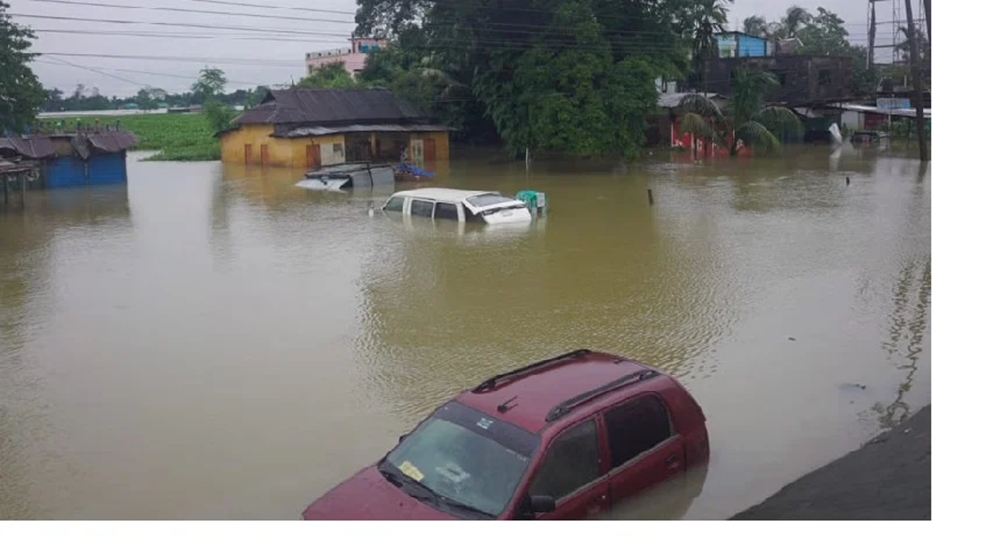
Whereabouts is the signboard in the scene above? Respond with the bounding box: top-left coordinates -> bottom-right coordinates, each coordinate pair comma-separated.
876,98 -> 911,110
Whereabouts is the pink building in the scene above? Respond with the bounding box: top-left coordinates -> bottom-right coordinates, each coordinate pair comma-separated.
305,38 -> 388,76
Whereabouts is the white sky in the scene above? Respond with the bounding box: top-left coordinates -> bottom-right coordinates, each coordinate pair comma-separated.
11,0 -> 914,97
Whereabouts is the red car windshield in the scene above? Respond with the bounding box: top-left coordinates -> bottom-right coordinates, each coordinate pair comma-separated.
382,401 -> 540,518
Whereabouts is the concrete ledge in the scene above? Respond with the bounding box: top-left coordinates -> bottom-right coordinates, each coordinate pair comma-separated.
731,405 -> 931,520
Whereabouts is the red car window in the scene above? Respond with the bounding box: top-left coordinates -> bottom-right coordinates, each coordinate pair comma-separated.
604,395 -> 673,469
528,419 -> 600,500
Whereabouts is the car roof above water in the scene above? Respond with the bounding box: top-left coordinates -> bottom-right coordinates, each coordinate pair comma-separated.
389,188 -> 502,204
454,350 -> 668,434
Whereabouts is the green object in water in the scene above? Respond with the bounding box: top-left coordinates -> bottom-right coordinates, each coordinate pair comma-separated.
516,190 -> 546,212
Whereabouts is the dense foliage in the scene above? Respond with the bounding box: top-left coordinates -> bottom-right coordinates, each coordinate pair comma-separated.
295,61 -> 360,89
1,1 -> 46,133
355,0 -> 696,159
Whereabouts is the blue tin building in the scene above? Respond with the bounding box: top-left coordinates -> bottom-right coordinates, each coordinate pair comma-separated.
714,32 -> 776,58
0,130 -> 137,189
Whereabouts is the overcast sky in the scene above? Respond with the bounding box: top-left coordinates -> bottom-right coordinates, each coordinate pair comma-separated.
12,0 -> 912,98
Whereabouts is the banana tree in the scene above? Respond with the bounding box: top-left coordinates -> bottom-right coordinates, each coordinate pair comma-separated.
677,68 -> 803,157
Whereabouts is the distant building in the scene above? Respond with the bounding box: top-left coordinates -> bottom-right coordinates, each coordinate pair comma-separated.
0,129 -> 137,188
305,37 -> 388,76
701,31 -> 853,106
216,87 -> 450,169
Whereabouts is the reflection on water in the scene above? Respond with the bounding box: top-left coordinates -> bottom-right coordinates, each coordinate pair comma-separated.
1,147 -> 929,519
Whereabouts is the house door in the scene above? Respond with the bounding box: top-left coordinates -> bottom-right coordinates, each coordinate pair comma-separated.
306,144 -> 320,168
409,138 -> 424,165
260,144 -> 269,166
244,144 -> 252,165
423,138 -> 436,162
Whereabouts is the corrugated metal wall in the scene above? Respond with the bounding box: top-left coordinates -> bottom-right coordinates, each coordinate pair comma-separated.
738,36 -> 768,57
44,152 -> 126,188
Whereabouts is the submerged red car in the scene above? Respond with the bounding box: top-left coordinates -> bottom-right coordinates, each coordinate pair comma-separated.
302,349 -> 710,520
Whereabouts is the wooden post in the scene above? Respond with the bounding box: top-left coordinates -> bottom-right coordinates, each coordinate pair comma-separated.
647,189 -> 654,206
904,0 -> 929,161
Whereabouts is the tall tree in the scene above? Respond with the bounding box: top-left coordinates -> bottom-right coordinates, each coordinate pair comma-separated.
191,67 -> 227,103
742,15 -> 768,37
0,1 -> 45,132
690,0 -> 731,92
772,5 -> 812,40
354,0 -> 691,159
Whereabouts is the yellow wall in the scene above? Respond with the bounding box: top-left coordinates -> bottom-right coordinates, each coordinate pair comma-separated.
409,131 -> 450,162
220,125 -> 344,168
220,124 -> 449,168
220,123 -> 272,165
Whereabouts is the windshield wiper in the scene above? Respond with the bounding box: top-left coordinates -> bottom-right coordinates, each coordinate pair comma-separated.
377,462 -> 405,488
432,494 -> 495,519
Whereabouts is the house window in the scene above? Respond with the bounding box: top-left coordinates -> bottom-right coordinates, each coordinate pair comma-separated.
528,419 -> 601,501
818,69 -> 832,87
604,394 -> 673,470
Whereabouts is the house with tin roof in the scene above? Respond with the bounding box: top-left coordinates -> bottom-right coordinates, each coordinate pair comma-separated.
217,87 -> 451,169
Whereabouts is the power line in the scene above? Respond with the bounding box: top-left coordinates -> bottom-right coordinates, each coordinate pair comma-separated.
23,0 -> 357,25
11,13 -> 344,37
31,28 -> 357,43
187,0 -> 357,16
37,57 -> 265,87
38,56 -> 153,88
36,52 -> 306,67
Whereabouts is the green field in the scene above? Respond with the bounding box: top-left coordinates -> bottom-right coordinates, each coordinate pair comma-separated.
42,112 -> 221,161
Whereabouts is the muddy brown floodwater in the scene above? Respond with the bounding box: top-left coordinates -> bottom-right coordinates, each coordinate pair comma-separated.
0,146 -> 930,520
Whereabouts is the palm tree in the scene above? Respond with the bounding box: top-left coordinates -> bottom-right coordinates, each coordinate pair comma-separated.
677,69 -> 803,157
772,6 -> 813,40
690,0 -> 732,92
742,15 -> 769,37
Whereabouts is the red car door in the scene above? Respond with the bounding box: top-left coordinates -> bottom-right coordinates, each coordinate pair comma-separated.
523,417 -> 610,520
602,393 -> 686,507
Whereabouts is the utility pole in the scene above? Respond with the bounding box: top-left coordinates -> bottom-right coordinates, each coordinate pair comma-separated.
903,0 -> 928,161
867,2 -> 876,69
923,0 -> 931,45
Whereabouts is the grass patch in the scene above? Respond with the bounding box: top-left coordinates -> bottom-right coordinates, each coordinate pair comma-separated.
41,112 -> 221,162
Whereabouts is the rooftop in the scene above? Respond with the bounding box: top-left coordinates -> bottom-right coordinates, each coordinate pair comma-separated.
233,87 -> 430,128
390,188 -> 499,203
454,350 -> 659,433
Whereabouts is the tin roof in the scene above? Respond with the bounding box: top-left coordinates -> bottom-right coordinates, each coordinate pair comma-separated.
0,132 -> 137,159
274,123 -> 452,138
0,136 -> 55,159
233,87 -> 430,127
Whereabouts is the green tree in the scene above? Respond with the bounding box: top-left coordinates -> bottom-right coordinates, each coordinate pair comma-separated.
1,1 -> 46,132
796,7 -> 850,55
135,87 -> 158,111
742,15 -> 769,37
678,69 -> 803,156
191,67 -> 227,103
355,0 -> 691,159
203,98 -> 236,134
296,61 -> 359,88
772,6 -> 812,40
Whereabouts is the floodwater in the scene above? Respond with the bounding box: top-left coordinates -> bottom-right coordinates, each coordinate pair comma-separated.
0,146 -> 930,520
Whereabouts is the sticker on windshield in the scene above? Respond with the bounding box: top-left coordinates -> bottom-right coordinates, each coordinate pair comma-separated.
477,417 -> 494,430
399,460 -> 425,482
